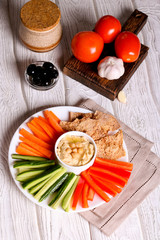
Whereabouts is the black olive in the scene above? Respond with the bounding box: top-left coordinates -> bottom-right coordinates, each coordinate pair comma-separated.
32,76 -> 42,86
27,64 -> 37,76
50,69 -> 59,79
43,62 -> 55,70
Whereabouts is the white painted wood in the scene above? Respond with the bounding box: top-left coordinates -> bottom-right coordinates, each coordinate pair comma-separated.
0,0 -> 160,240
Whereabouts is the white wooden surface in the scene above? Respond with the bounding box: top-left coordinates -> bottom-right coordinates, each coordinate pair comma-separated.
0,0 -> 160,239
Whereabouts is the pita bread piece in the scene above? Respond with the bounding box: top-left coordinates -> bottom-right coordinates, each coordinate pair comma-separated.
95,130 -> 126,160
60,111 -> 121,140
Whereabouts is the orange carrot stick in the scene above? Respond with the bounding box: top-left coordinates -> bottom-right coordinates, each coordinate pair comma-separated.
16,145 -> 43,157
43,110 -> 65,134
95,157 -> 133,171
82,183 -> 89,208
92,176 -> 122,193
92,178 -> 118,197
19,142 -> 46,157
19,128 -> 53,150
49,111 -> 60,123
88,169 -> 126,188
93,163 -> 131,179
27,123 -> 52,143
44,110 -> 60,123
87,187 -> 95,201
89,167 -> 128,183
72,177 -> 85,210
34,117 -> 57,142
30,119 -> 46,134
19,136 -> 53,159
81,171 -> 110,203
38,116 -> 49,124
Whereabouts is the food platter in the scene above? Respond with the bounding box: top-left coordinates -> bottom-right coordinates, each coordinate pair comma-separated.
8,106 -> 128,212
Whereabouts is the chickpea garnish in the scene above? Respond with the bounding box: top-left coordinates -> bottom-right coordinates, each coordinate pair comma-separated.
70,143 -> 76,148
75,142 -> 83,148
72,148 -> 78,153
77,148 -> 84,154
66,148 -> 72,154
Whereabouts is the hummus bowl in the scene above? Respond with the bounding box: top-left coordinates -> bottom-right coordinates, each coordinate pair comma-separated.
55,131 -> 97,175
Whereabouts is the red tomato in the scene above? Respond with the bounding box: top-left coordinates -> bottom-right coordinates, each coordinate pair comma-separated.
95,15 -> 121,43
71,31 -> 104,63
115,31 -> 141,62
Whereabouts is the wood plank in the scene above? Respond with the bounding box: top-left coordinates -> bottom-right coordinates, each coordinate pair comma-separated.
63,9 -> 149,100
0,1 -> 41,240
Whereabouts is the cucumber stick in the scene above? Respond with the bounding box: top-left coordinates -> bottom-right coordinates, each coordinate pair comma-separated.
16,169 -> 45,182
49,173 -> 77,209
39,172 -> 68,202
29,177 -> 52,194
65,205 -> 70,212
12,154 -> 49,161
13,160 -> 55,169
62,176 -> 80,212
22,165 -> 61,189
34,168 -> 67,201
18,168 -> 31,173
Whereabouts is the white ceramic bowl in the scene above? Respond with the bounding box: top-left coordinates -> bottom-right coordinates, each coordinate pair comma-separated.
55,131 -> 97,175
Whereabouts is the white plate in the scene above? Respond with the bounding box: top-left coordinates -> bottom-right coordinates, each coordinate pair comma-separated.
8,106 -> 128,213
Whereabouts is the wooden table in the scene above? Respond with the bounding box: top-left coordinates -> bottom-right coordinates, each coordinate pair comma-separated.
1,0 -> 160,239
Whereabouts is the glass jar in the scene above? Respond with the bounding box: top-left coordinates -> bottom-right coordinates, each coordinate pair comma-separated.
19,0 -> 62,52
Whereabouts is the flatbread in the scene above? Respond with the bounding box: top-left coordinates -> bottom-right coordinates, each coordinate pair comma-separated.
95,130 -> 126,159
60,111 -> 121,140
69,112 -> 93,121
60,111 -> 125,159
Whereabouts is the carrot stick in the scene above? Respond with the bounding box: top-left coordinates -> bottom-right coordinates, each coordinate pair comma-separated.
19,136 -> 53,159
50,111 -> 60,123
30,119 -> 46,134
35,117 -> 57,142
92,178 -> 118,197
27,122 -> 52,143
89,167 -> 128,183
87,187 -> 95,201
81,171 -> 110,203
38,116 -> 49,124
95,157 -> 133,171
44,110 -> 60,123
82,183 -> 89,208
43,110 -> 65,134
89,172 -> 125,188
16,145 -> 43,157
92,177 -> 122,193
88,169 -> 126,188
93,163 -> 131,179
19,143 -> 46,157
19,128 -> 53,150
72,177 -> 85,210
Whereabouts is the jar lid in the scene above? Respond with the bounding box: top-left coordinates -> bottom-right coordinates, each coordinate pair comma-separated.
20,0 -> 61,31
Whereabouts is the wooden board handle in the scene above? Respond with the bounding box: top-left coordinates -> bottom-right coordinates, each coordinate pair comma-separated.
122,9 -> 148,35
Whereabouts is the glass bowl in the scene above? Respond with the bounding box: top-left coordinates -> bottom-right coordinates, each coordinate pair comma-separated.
55,131 -> 97,175
25,61 -> 59,90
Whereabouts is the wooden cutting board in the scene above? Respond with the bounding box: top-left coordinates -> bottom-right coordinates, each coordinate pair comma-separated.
63,9 -> 149,101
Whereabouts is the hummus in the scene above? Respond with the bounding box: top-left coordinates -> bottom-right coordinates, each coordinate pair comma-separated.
56,135 -> 95,166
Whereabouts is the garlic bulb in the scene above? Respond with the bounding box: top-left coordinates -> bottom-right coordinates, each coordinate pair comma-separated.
97,56 -> 125,80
